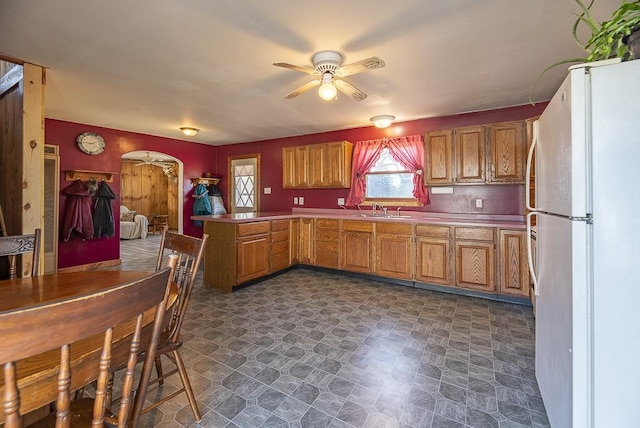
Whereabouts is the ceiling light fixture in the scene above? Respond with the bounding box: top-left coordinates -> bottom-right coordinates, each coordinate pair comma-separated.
317,73 -> 337,101
180,127 -> 199,137
370,115 -> 395,128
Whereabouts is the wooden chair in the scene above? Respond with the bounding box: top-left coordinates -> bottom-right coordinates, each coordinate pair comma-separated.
0,257 -> 178,428
142,227 -> 208,422
0,229 -> 41,279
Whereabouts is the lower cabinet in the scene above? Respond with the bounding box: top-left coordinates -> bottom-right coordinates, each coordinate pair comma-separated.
454,227 -> 496,292
341,220 -> 373,273
315,219 -> 340,269
299,218 -> 315,264
415,225 -> 452,286
290,218 -> 300,265
270,220 -> 290,273
375,222 -> 413,280
498,229 -> 529,297
237,233 -> 270,283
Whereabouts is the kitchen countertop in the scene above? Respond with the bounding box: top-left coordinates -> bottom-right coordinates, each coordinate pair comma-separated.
191,208 -> 526,229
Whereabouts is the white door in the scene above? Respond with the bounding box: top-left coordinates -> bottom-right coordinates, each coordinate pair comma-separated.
229,156 -> 260,214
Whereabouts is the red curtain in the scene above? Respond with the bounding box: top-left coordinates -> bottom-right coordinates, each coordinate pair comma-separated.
345,135 -> 430,206
387,135 -> 430,204
345,140 -> 384,206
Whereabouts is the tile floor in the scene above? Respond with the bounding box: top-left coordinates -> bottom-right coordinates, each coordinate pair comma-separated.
118,235 -> 549,428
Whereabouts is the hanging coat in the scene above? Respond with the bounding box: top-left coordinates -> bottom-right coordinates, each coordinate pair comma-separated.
93,181 -> 117,238
62,180 -> 94,241
192,183 -> 212,226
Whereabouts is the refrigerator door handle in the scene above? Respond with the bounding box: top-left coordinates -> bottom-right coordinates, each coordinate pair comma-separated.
526,211 -> 539,295
525,120 -> 538,212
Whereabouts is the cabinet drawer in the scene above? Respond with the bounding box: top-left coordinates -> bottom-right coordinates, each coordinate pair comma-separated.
316,219 -> 339,230
416,224 -> 450,238
455,227 -> 495,242
238,221 -> 270,237
271,230 -> 289,243
342,220 -> 373,232
270,241 -> 289,256
376,222 -> 412,235
316,229 -> 339,241
271,219 -> 290,232
317,240 -> 339,253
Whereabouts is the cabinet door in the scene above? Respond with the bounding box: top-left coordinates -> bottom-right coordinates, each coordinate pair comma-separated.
324,141 -> 352,188
294,146 -> 309,187
488,121 -> 525,183
454,126 -> 486,183
375,233 -> 413,280
290,218 -> 300,264
315,219 -> 340,269
498,230 -> 529,297
455,240 -> 495,292
341,231 -> 373,273
308,144 -> 325,187
282,147 -> 296,188
415,237 -> 451,286
299,218 -> 315,264
424,130 -> 453,185
237,234 -> 270,284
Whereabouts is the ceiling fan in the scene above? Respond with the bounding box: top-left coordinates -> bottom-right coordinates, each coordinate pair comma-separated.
134,152 -> 175,175
274,51 -> 385,101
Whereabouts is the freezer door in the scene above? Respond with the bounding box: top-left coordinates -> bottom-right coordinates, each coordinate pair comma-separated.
536,68 -> 588,217
535,214 -> 589,428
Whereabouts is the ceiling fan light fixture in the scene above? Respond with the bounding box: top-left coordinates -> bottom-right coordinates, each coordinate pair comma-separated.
318,73 -> 337,101
180,127 -> 199,137
370,115 -> 395,128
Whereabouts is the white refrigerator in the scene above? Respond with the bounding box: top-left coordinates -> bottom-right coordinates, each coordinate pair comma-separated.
526,59 -> 640,428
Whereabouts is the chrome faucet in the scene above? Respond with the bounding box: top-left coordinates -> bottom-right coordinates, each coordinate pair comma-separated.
372,203 -> 386,216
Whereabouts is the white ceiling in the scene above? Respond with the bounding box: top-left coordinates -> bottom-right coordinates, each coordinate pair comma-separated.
0,0 -> 619,146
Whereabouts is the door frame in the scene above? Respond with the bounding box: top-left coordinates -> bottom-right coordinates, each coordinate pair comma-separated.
228,153 -> 260,214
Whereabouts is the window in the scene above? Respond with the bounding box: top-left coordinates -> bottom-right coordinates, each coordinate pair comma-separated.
365,148 -> 414,199
228,154 -> 260,213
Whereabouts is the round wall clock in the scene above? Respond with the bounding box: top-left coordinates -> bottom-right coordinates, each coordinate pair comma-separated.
76,132 -> 106,155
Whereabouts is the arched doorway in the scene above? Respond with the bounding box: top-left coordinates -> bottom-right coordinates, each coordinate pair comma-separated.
120,151 -> 184,234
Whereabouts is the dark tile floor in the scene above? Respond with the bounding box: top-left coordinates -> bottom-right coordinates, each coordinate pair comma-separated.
118,235 -> 549,428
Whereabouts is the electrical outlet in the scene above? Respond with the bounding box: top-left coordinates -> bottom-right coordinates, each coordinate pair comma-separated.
475,198 -> 483,208
299,197 -> 304,205
337,197 -> 345,206
293,197 -> 298,205
264,187 -> 271,194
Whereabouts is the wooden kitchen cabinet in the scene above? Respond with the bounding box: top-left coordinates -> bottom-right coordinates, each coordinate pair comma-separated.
315,219 -> 340,269
282,146 -> 309,188
236,221 -> 270,284
299,218 -> 315,264
415,224 -> 452,286
454,125 -> 486,184
424,130 -> 454,185
290,218 -> 300,265
270,219 -> 290,273
375,222 -> 413,280
454,227 -> 495,292
487,121 -> 526,183
498,229 -> 529,297
283,141 -> 352,189
341,220 -> 373,273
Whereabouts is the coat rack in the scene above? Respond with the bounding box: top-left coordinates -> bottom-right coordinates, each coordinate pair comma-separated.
190,177 -> 220,186
64,170 -> 117,182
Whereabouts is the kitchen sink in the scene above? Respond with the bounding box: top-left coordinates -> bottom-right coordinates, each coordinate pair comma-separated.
349,214 -> 413,219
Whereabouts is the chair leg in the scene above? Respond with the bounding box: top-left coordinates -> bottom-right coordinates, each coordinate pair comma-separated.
173,349 -> 201,422
155,356 -> 164,386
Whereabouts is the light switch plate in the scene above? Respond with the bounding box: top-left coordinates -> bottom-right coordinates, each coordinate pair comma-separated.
293,197 -> 298,205
475,198 -> 483,208
299,197 -> 304,205
337,197 -> 345,206
264,187 -> 271,194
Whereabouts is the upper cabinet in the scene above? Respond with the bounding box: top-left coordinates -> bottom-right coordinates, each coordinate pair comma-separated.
425,120 -> 526,186
283,141 -> 352,189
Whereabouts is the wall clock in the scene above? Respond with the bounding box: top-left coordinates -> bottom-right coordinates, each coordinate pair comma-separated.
76,132 -> 106,155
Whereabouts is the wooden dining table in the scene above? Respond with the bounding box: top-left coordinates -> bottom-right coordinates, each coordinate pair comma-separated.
0,270 -> 178,423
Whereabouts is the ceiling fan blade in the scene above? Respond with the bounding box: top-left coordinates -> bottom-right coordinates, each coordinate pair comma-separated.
273,62 -> 318,75
284,79 -> 321,99
335,57 -> 385,77
334,79 -> 367,101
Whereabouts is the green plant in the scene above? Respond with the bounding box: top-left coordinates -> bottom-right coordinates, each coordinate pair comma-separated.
530,0 -> 640,103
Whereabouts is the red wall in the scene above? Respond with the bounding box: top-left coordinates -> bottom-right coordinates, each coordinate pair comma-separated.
215,103 -> 547,215
48,103 -> 546,269
47,119 -> 217,269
